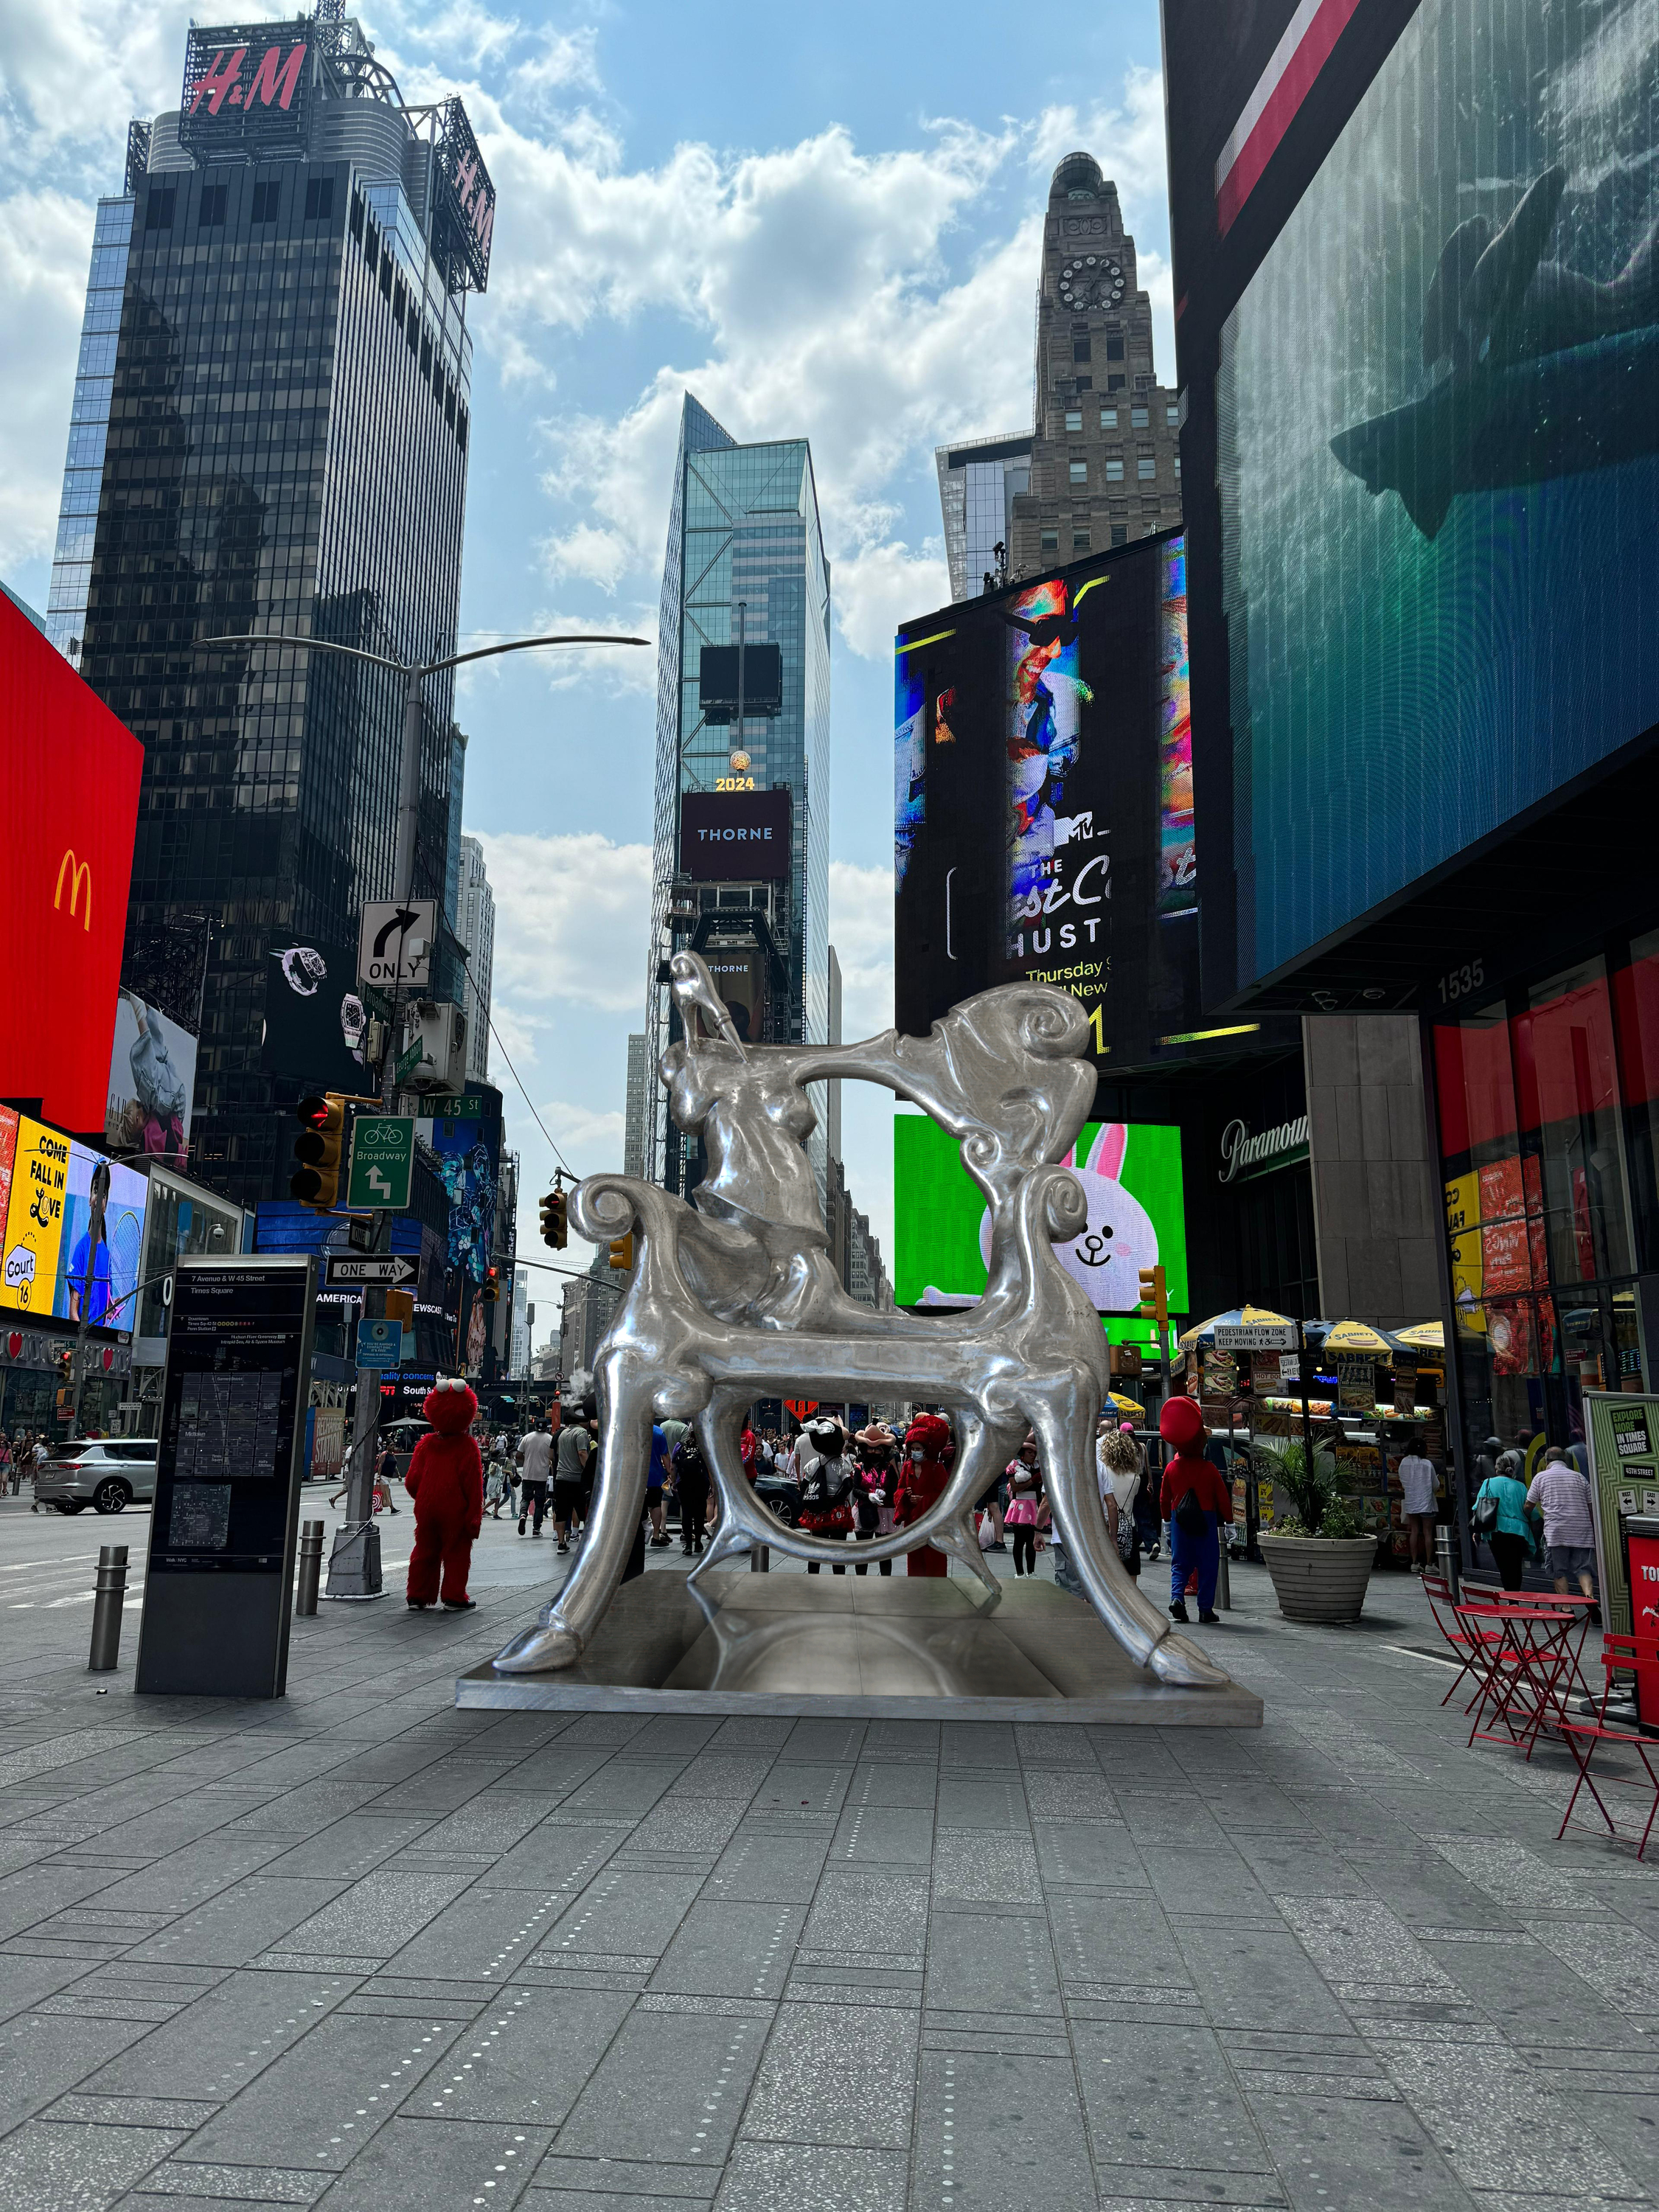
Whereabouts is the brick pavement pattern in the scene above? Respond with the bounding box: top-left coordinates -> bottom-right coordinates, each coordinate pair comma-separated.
0,1505 -> 1655,2209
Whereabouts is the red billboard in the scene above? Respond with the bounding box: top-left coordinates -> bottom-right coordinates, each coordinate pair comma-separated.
0,597 -> 143,1133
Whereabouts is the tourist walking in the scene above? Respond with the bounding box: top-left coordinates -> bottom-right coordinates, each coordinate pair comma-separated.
1004,1437 -> 1043,1576
1472,1450 -> 1541,1590
1527,1445 -> 1599,1612
1158,1396 -> 1231,1624
673,1430 -> 712,1554
1099,1425 -> 1142,1576
518,1419 -> 555,1540
647,1424 -> 672,1545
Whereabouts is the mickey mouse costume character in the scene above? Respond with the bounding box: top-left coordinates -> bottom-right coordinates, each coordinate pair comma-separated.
894,1413 -> 952,1577
404,1378 -> 484,1611
1157,1394 -> 1232,1626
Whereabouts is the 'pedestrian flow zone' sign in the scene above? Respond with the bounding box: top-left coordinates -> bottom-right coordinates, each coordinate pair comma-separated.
347,1116 -> 415,1211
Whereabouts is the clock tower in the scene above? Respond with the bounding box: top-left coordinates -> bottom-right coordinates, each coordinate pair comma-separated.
1008,152 -> 1183,579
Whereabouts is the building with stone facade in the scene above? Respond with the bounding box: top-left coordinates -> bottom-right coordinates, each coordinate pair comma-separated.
937,152 -> 1183,596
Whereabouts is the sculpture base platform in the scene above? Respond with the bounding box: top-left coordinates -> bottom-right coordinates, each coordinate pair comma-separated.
456,1571 -> 1262,1727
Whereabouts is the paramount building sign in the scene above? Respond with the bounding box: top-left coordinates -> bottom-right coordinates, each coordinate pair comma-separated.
1218,1113 -> 1310,1185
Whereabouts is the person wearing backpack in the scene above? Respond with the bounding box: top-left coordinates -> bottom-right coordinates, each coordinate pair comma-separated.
673,1432 -> 712,1555
1157,1395 -> 1231,1625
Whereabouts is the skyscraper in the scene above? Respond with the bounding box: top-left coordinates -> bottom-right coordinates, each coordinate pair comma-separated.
937,156 -> 1181,597
456,835 -> 495,1083
934,431 -> 1031,602
622,1033 -> 649,1182
1008,154 -> 1182,574
646,394 -> 832,1201
52,13 -> 495,1205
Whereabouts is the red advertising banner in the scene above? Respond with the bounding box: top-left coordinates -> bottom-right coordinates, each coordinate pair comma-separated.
0,599 -> 143,1133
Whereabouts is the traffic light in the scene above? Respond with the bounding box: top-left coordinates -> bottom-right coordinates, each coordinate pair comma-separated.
540,1189 -> 567,1250
481,1267 -> 500,1304
53,1344 -> 72,1380
608,1234 -> 635,1273
1136,1264 -> 1168,1326
291,1093 -> 346,1211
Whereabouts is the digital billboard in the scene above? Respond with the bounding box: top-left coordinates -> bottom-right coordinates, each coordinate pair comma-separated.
260,938 -> 372,1093
680,789 -> 793,881
0,594 -> 143,1134
895,534 -> 1197,1071
1215,0 -> 1659,991
893,1111 -> 1189,1317
106,990 -> 195,1171
0,1109 -> 148,1329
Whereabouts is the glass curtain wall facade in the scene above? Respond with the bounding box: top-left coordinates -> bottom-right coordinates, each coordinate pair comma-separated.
647,395 -> 832,1203
60,83 -> 474,1208
1432,928 -> 1659,1499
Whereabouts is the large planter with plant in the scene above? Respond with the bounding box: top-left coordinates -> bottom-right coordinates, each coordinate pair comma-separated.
1251,1440 -> 1377,1625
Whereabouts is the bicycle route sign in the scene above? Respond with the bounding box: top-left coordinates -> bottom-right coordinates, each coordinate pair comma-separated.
346,1116 -> 415,1211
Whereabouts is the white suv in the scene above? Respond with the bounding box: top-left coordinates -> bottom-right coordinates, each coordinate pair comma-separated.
36,1440 -> 159,1516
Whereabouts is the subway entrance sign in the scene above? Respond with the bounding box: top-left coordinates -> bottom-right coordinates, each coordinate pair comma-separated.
347,1116 -> 414,1211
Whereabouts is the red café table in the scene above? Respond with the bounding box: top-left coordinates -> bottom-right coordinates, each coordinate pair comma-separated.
1452,1590 -> 1598,1759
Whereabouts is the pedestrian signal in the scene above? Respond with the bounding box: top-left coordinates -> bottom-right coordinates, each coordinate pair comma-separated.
540,1189 -> 567,1250
291,1093 -> 347,1211
1136,1265 -> 1168,1326
608,1234 -> 634,1273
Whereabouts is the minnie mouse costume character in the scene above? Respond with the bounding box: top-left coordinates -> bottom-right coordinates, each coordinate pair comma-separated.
405,1379 -> 484,1610
895,1413 -> 952,1576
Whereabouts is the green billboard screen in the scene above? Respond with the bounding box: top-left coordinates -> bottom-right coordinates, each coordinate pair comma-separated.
892,1110 -> 1189,1318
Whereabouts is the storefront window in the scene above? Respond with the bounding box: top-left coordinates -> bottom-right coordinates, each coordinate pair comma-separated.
1613,928 -> 1659,1273
1512,957 -> 1633,1288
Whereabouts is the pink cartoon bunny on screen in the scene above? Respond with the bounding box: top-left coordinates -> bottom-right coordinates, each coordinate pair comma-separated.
970,1121 -> 1158,1313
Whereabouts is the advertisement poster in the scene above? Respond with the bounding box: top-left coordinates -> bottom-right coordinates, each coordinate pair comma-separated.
260,938 -> 372,1093
894,531 -> 1200,1072
893,1110 -> 1188,1317
419,1096 -> 502,1287
1335,1354 -> 1375,1415
106,990 -> 195,1169
0,1117 -> 147,1326
1220,0 -> 1659,990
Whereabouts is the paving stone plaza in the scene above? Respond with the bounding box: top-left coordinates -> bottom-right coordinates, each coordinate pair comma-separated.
0,1500 -> 1652,2212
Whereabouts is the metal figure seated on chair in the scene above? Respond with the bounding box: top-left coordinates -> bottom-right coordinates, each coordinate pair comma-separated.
490,951 -> 1231,1692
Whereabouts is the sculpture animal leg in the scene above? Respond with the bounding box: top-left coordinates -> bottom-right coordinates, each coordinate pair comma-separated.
1025,1385 -> 1230,1690
922,1411 -> 1020,1599
686,1388 -> 759,1589
491,1354 -> 654,1672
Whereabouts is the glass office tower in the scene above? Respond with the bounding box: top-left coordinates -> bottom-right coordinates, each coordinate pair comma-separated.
52,15 -> 493,1205
647,394 -> 832,1201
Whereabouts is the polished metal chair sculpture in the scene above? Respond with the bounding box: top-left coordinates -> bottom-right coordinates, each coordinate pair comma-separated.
492,952 -> 1227,1690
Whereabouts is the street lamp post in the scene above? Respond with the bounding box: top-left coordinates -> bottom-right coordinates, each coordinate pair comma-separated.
193,626 -> 648,1545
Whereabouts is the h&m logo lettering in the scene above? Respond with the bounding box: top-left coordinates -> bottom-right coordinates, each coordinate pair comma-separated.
188,40 -> 307,118
54,851 -> 91,932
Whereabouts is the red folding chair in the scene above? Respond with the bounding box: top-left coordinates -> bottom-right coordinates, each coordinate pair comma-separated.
1422,1571 -> 1502,1710
1557,1635 -> 1659,1860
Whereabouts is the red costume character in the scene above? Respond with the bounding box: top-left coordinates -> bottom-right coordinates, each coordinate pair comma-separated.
895,1413 -> 952,1577
404,1379 -> 484,1610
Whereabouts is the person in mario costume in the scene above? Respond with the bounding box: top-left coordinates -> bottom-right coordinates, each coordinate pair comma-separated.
404,1377 -> 484,1611
1157,1393 -> 1232,1627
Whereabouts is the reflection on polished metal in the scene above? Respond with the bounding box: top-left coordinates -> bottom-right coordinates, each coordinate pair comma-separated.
490,954 -> 1230,1691
462,1574 -> 1265,1724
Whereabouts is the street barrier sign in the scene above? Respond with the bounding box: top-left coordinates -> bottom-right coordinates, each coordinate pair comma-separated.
347,1116 -> 414,1210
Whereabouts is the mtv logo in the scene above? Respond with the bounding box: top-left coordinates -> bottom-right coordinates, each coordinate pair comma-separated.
1055,810 -> 1097,846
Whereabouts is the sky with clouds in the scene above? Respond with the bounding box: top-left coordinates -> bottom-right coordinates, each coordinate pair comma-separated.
0,0 -> 1175,1345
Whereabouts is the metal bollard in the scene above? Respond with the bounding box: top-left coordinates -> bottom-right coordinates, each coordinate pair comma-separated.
88,1545 -> 129,1673
1434,1523 -> 1459,1598
750,1543 -> 770,1572
1216,1532 -> 1232,1611
295,1520 -> 325,1616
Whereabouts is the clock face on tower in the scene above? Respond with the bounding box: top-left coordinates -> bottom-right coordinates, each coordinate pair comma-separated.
1057,255 -> 1125,310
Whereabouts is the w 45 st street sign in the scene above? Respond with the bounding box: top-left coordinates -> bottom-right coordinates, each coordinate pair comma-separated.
346,1116 -> 415,1211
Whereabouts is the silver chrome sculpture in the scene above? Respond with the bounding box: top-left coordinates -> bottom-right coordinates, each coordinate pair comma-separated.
492,953 -> 1227,1689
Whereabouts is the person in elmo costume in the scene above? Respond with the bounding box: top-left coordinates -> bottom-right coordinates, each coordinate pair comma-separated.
404,1377 -> 484,1610
1157,1393 -> 1232,1626
894,1413 -> 952,1576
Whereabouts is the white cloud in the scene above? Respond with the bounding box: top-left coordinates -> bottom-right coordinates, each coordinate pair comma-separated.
0,190 -> 94,569
830,860 -> 894,1042
473,829 -> 652,1015
537,1098 -> 624,1157
832,540 -> 950,661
